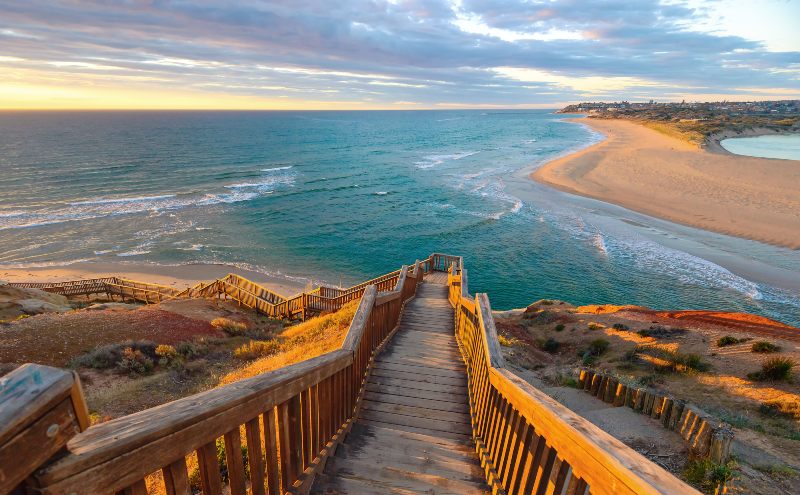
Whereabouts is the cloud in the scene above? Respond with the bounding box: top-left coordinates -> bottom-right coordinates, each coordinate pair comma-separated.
0,0 -> 797,108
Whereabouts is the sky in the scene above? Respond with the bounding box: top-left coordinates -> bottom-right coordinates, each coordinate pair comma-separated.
0,0 -> 798,109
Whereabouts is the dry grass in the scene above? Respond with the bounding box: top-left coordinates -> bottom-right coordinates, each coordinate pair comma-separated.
219,301 -> 358,385
140,302 -> 360,494
639,121 -> 704,146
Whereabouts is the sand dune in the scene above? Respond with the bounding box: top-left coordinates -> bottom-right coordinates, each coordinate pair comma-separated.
533,118 -> 800,249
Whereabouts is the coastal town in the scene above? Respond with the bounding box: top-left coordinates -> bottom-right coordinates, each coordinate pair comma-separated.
559,99 -> 800,144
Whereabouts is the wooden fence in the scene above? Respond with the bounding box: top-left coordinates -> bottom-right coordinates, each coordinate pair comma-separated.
446,262 -> 700,495
2,261 -> 424,495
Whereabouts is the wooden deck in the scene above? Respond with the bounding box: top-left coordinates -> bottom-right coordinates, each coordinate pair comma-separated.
312,279 -> 489,494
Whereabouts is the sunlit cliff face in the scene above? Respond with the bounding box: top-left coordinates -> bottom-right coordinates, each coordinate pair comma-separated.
0,0 -> 798,110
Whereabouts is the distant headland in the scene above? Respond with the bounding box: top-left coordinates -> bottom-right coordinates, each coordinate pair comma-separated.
557,99 -> 800,149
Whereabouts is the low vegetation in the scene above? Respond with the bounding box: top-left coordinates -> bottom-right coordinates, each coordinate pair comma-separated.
211,317 -> 248,336
751,341 -> 780,354
219,301 -> 358,386
717,336 -> 740,347
233,339 -> 282,360
72,340 -> 158,371
748,357 -> 795,382
579,338 -> 610,365
637,346 -> 711,373
684,458 -> 735,493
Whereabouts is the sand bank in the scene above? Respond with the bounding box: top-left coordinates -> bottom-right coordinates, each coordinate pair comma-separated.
532,118 -> 800,249
0,262 -> 307,296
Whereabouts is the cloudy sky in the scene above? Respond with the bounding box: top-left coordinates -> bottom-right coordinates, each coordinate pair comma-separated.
1,0 -> 798,109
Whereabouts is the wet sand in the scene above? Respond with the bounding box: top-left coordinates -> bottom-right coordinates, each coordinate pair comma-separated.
532,118 -> 800,249
0,261 -> 307,296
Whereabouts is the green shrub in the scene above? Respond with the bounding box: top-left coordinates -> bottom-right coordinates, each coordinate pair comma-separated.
612,323 -> 629,331
759,399 -> 800,420
554,324 -> 565,332
637,326 -> 686,338
637,347 -> 710,372
498,335 -> 517,347
72,340 -> 156,369
117,348 -> 154,375
578,338 -> 610,365
523,310 -> 558,325
716,336 -> 739,347
588,339 -> 610,355
681,353 -> 710,372
751,341 -> 780,353
684,459 -> 734,491
176,340 -> 209,359
234,340 -> 282,360
539,338 -> 560,354
211,317 -> 248,336
749,357 -> 795,381
155,344 -> 177,360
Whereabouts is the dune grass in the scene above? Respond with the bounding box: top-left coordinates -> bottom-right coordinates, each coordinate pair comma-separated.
219,301 -> 358,386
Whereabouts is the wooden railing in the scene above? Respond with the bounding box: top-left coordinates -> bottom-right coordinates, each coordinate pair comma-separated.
446,263 -> 700,494
9,258 -> 425,321
5,261 -> 425,495
9,277 -> 181,304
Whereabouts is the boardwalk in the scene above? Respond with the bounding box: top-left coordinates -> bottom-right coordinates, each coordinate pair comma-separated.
312,278 -> 489,494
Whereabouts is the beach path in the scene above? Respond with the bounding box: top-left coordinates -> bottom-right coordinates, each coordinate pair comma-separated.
532,118 -> 800,249
311,276 -> 490,494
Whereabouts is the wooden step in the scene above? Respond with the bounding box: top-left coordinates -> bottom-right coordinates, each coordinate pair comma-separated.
371,361 -> 465,379
347,422 -> 475,451
360,399 -> 471,424
367,373 -> 468,395
319,458 -> 489,494
336,437 -> 483,477
363,382 -> 467,404
362,391 -> 469,414
369,368 -> 466,387
358,410 -> 471,439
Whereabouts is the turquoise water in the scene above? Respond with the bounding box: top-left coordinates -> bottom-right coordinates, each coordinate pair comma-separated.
1,110 -> 798,325
721,134 -> 800,160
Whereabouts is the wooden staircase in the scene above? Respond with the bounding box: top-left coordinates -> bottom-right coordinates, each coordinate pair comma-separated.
3,254 -> 702,495
312,279 -> 490,494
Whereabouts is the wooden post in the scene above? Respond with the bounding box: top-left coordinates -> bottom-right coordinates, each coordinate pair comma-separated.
709,427 -> 734,464
583,371 -> 594,392
603,378 -> 617,403
668,400 -> 686,430
578,370 -> 588,389
590,374 -> 602,396
613,384 -> 627,407
661,398 -> 674,427
0,364 -> 89,494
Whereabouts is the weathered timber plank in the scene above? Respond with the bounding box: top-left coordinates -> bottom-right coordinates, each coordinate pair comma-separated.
370,361 -> 465,379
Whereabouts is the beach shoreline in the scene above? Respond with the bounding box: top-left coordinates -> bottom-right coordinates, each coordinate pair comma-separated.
0,261 -> 308,296
531,118 -> 800,250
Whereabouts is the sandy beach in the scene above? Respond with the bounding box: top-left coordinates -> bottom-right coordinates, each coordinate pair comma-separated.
0,262 -> 307,296
533,118 -> 800,249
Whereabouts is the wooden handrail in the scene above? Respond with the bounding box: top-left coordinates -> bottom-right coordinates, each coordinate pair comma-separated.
448,261 -> 700,494
17,258 -> 424,495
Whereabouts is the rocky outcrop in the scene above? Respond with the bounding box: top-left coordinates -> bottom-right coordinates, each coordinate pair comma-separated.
0,284 -> 72,321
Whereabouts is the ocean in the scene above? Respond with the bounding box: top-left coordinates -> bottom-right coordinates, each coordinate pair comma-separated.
1,110 -> 799,326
